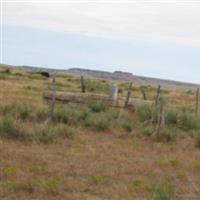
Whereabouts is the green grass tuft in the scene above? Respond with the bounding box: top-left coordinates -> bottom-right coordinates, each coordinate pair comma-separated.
178,112 -> 199,131
0,117 -> 31,141
37,126 -> 57,144
152,183 -> 174,200
122,121 -> 133,132
136,105 -> 152,122
89,101 -> 108,113
195,132 -> 200,148
165,110 -> 177,125
85,115 -> 110,131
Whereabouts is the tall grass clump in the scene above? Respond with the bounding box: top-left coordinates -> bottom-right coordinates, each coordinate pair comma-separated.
136,105 -> 152,122
36,107 -> 48,121
177,112 -> 199,131
18,104 -> 31,120
0,103 -> 31,120
159,128 -> 177,142
122,121 -> 133,133
85,79 -> 110,93
54,108 -> 70,123
143,126 -> 154,137
165,110 -> 177,125
45,179 -> 61,195
195,132 -> 200,148
0,117 -> 31,141
37,124 -> 77,143
77,110 -> 90,121
37,126 -> 57,144
152,183 -> 174,200
108,109 -> 120,119
2,68 -> 11,74
89,101 -> 108,113
57,125 -> 76,140
85,115 -> 110,131
8,181 -> 35,194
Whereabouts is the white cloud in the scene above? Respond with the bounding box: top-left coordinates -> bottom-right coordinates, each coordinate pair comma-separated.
3,0 -> 200,46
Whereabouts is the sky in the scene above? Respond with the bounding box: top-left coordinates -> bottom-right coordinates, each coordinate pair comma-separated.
1,0 -> 200,83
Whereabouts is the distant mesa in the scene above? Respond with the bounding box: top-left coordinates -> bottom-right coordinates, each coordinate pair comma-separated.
0,64 -> 200,90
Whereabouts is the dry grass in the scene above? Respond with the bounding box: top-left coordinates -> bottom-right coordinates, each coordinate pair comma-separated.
0,67 -> 200,200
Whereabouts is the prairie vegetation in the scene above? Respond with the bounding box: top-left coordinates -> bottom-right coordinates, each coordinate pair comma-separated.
0,67 -> 200,199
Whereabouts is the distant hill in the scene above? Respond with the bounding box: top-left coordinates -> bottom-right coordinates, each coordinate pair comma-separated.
0,64 -> 199,90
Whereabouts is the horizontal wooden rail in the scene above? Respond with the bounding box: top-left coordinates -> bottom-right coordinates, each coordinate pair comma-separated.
43,91 -> 152,109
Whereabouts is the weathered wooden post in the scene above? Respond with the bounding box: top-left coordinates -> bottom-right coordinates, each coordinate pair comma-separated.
45,74 -> 56,124
124,82 -> 132,108
155,85 -> 161,106
195,88 -> 199,117
110,84 -> 118,102
81,76 -> 85,93
157,98 -> 165,137
141,88 -> 147,100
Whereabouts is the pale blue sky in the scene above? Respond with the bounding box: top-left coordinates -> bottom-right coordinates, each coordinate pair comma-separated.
2,1 -> 200,83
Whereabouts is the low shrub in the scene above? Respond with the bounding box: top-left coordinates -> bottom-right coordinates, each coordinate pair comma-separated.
0,117 -> 31,141
152,183 -> 174,200
0,73 -> 6,79
54,106 -> 86,125
15,72 -> 23,76
169,159 -> 181,168
89,101 -> 107,113
77,110 -> 90,121
85,115 -> 110,131
45,179 -> 61,195
4,166 -> 17,177
29,165 -> 44,174
0,103 -> 16,115
118,88 -> 123,94
8,181 -> 35,193
37,126 -> 56,144
165,110 -> 177,125
0,103 -> 31,120
89,175 -> 105,185
57,125 -> 76,140
2,68 -> 11,74
177,112 -> 199,131
36,108 -> 48,120
18,105 -> 31,120
108,109 -> 120,119
143,126 -> 154,137
28,74 -> 47,80
186,90 -> 194,95
122,121 -> 133,132
54,108 -> 70,123
24,85 -> 39,91
129,179 -> 144,196
94,117 -> 110,131
159,128 -> 177,142
85,79 -> 110,93
195,132 -> 200,148
136,105 -> 152,122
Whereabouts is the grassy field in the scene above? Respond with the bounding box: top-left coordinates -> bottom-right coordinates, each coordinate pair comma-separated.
0,67 -> 200,200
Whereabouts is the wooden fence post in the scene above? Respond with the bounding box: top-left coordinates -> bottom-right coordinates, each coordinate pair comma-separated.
124,82 -> 132,108
195,88 -> 199,117
141,88 -> 147,100
45,74 -> 56,124
157,98 -> 165,137
155,85 -> 161,106
81,76 -> 85,93
110,84 -> 118,105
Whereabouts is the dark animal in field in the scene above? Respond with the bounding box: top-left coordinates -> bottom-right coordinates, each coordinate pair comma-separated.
40,71 -> 50,78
